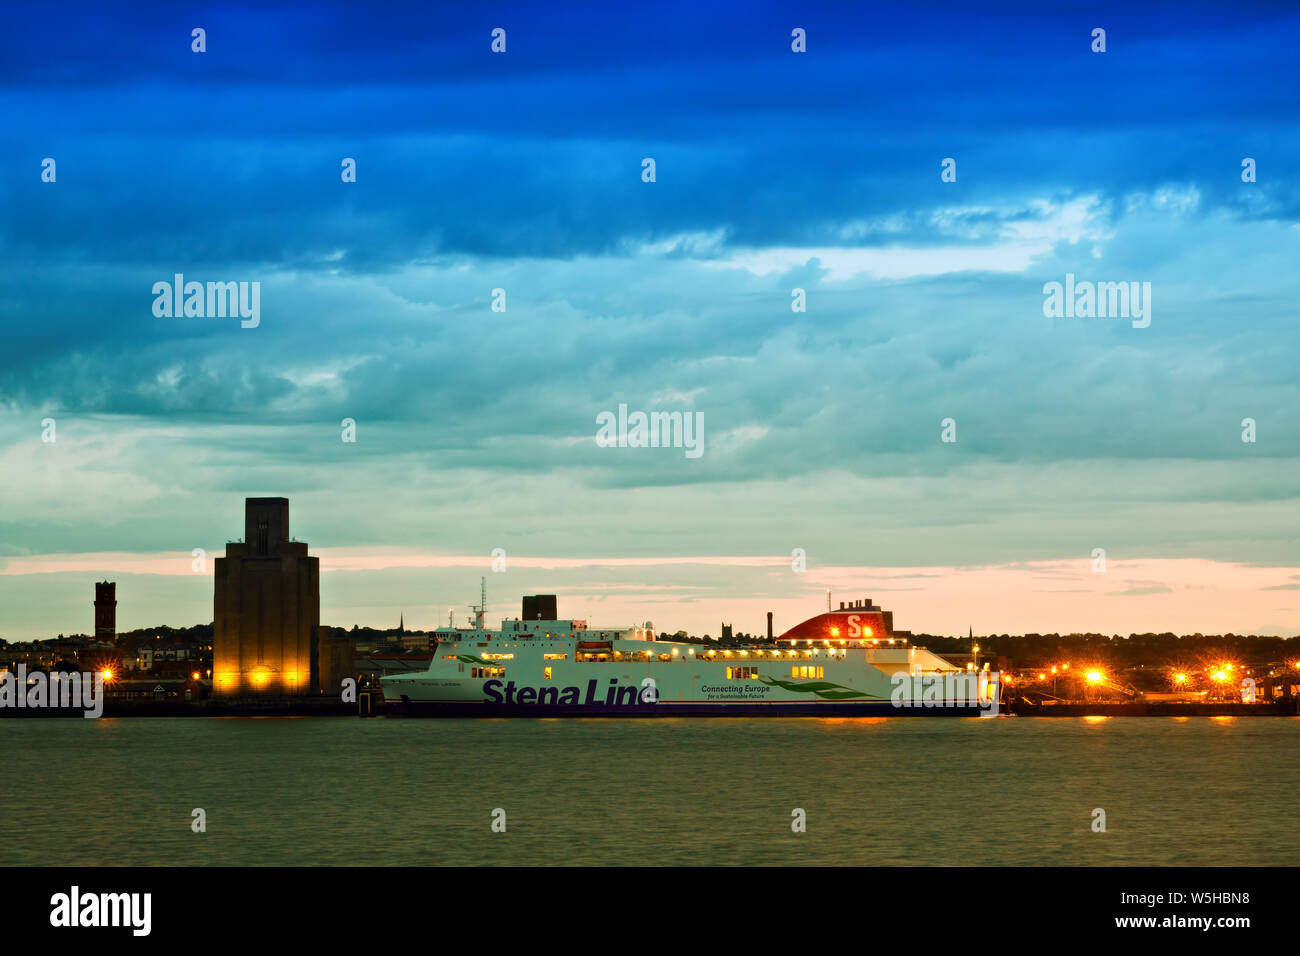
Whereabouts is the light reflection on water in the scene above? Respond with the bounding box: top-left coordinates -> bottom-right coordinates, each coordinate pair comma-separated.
2,715 -> 1296,866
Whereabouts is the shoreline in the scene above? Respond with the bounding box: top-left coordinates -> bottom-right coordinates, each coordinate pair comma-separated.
3,698 -> 1297,718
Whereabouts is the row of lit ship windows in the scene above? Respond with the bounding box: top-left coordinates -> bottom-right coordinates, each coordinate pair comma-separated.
447,650 -> 846,663
468,664 -> 827,681
727,666 -> 825,679
450,637 -> 900,650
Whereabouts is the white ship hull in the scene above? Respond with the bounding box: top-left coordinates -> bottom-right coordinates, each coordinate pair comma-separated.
381,623 -> 1000,718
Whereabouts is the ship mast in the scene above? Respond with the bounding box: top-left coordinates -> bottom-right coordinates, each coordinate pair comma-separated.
468,576 -> 487,631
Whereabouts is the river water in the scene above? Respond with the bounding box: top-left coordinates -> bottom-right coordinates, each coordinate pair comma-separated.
3,715 -> 1294,866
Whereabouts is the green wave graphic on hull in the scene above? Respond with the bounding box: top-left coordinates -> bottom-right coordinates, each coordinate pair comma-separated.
757,676 -> 885,701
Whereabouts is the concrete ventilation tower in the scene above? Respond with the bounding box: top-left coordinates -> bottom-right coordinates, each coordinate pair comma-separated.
213,497 -> 320,696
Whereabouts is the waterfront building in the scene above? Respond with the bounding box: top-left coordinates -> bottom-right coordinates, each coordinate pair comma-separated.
213,497 -> 319,696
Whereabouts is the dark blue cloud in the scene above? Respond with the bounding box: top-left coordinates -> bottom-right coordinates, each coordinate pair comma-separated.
2,0 -> 1298,270
1,0 -> 1298,486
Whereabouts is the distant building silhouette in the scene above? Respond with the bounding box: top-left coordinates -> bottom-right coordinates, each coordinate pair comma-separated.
94,581 -> 116,642
213,497 -> 320,696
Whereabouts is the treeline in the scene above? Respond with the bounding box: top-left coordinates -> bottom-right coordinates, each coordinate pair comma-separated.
118,623 -> 214,642
0,623 -> 216,648
340,624 -> 417,642
114,624 -> 215,655
915,632 -> 1298,667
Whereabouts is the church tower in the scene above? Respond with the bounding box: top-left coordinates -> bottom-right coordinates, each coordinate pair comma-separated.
94,581 -> 116,643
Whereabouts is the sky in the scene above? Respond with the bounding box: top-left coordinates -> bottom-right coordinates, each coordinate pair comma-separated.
2,0 -> 1300,641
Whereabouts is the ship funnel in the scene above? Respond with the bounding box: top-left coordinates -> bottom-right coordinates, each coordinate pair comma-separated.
522,594 -> 558,621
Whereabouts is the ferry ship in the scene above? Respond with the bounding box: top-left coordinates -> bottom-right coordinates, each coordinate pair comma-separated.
381,592 -> 1001,717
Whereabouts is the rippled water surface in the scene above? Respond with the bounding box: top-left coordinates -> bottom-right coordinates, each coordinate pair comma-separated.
3,715 -> 1295,865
